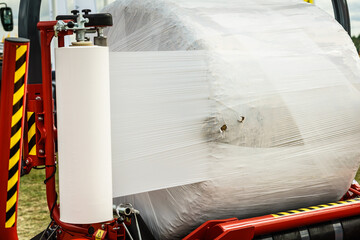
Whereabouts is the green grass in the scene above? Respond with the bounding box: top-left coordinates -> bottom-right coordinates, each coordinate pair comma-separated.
18,169 -> 51,240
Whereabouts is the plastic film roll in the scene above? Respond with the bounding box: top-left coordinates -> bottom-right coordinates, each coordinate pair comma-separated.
56,46 -> 113,224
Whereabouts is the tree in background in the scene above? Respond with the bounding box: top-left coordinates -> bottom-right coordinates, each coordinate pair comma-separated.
352,35 -> 360,54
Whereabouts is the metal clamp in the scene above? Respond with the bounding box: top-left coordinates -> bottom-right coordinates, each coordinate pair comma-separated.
114,204 -> 142,240
54,12 -> 90,42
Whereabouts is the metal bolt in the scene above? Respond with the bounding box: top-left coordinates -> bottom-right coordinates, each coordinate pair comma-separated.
101,224 -> 105,230
25,159 -> 29,165
58,230 -> 62,234
35,96 -> 42,101
39,149 -> 45,154
38,116 -> 44,121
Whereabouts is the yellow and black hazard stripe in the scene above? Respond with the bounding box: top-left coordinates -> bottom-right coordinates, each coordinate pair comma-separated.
304,0 -> 314,4
27,112 -> 36,155
5,44 -> 27,228
272,198 -> 360,218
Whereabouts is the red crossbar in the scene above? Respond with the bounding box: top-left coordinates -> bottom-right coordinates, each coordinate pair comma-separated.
184,197 -> 360,240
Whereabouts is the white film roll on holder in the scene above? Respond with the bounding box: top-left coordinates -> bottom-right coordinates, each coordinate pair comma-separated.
56,46 -> 113,224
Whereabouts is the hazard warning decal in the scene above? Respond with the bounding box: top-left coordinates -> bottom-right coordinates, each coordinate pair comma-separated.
5,44 -> 27,228
272,198 -> 360,218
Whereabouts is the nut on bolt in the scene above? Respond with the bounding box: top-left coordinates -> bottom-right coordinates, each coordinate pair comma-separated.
39,149 -> 45,154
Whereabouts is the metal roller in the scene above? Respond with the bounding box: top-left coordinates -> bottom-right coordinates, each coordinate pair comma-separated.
255,216 -> 360,240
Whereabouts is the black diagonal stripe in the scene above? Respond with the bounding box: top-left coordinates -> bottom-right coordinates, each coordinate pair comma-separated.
12,96 -> 23,115
28,113 -> 35,126
13,75 -> 25,94
11,119 -> 22,137
6,183 -> 17,201
9,141 -> 20,160
8,162 -> 19,181
5,203 -> 16,221
28,135 -> 36,150
15,52 -> 27,71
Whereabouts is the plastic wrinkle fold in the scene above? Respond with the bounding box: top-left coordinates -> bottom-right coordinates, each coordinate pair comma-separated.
104,0 -> 360,239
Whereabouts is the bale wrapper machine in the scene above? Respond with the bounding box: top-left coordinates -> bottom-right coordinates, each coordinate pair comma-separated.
0,2 -> 359,240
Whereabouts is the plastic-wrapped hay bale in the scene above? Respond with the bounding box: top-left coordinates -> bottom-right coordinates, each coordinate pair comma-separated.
104,0 -> 360,239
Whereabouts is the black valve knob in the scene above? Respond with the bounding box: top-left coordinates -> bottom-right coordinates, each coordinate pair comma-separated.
67,21 -> 75,28
82,9 -> 91,15
71,9 -> 79,15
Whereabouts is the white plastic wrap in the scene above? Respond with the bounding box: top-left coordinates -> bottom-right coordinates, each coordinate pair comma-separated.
110,51 -> 212,197
56,46 -> 113,224
104,0 -> 360,239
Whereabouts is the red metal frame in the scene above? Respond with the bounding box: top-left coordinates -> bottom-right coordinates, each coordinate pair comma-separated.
184,195 -> 360,240
22,84 -> 45,173
37,21 -> 88,235
0,38 -> 30,240
34,21 -> 126,240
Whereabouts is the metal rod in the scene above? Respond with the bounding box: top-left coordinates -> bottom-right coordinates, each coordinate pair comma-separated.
134,213 -> 142,240
122,222 -> 134,240
40,221 -> 52,240
46,225 -> 59,240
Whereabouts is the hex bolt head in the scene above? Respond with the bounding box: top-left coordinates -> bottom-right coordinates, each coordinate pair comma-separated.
25,159 -> 29,164
39,149 -> 45,154
38,116 -> 44,121
101,224 -> 105,230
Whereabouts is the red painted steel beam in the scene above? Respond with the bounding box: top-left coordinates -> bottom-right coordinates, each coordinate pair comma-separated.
22,84 -> 45,174
0,38 -> 30,240
184,197 -> 360,240
37,21 -> 88,235
208,200 -> 360,239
